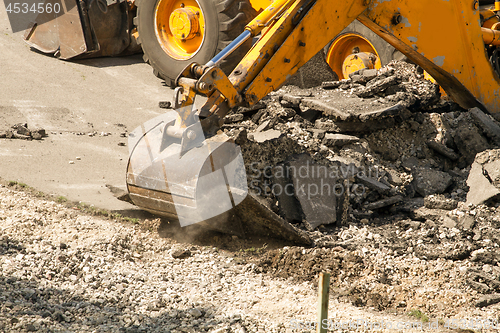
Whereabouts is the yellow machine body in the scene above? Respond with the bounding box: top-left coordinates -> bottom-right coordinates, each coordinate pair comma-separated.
127,0 -> 500,235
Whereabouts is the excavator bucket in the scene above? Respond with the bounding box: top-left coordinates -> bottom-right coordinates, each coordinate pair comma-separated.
126,107 -> 311,244
126,109 -> 249,231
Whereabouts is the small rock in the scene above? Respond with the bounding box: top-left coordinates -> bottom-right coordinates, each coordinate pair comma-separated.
31,132 -> 43,140
412,168 -> 452,197
475,294 -> 500,308
12,123 -> 30,136
26,323 -> 37,332
251,129 -> 281,143
385,170 -> 403,186
424,195 -> 458,210
458,215 -> 475,230
52,311 -> 65,322
159,101 -> 171,109
171,248 -> 191,259
188,308 -> 203,318
323,133 -> 359,147
69,161 -> 75,164
441,216 -> 457,229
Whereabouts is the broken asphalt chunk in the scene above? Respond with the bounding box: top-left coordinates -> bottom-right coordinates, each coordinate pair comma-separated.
355,175 -> 391,195
475,294 -> 500,308
469,107 -> 500,145
364,195 -> 403,210
426,140 -> 459,160
412,167 -> 452,197
288,154 -> 343,230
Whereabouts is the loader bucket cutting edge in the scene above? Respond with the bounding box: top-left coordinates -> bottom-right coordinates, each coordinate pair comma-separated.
126,111 -> 248,231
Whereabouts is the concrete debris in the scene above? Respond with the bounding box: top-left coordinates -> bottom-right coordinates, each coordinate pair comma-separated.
470,107 -> 500,145
250,129 -> 282,143
287,154 -> 343,230
0,123 -> 47,140
364,195 -> 403,210
475,294 -> 500,308
217,60 -> 500,238
325,61 -> 440,110
466,149 -> 500,205
355,175 -> 391,195
323,133 -> 359,147
424,195 -> 458,210
412,168 -> 452,197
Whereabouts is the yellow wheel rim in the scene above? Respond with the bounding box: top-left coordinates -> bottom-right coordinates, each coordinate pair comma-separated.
155,0 -> 205,60
326,33 -> 382,80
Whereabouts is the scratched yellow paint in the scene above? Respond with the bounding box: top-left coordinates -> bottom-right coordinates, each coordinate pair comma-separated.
363,0 -> 500,118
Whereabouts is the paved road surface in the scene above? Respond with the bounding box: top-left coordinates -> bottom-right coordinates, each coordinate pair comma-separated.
0,9 -> 174,214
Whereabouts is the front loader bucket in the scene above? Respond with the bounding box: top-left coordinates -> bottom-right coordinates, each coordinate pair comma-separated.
126,111 -> 248,235
126,111 -> 311,245
23,0 -> 139,59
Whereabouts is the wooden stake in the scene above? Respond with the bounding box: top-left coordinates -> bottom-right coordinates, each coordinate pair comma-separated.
316,272 -> 330,333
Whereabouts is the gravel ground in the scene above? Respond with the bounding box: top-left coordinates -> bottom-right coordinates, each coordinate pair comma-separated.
0,184 -> 431,333
1,182 -> 500,333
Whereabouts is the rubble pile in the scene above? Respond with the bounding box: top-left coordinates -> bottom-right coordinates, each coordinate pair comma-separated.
219,61 -> 500,314
223,61 -> 500,230
0,123 -> 46,140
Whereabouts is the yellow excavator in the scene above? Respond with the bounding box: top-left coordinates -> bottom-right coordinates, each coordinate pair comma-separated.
23,0 -> 400,85
124,0 -> 500,238
24,0 -> 500,239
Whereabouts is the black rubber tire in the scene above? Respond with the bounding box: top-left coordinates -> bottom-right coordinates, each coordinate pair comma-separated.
135,0 -> 257,86
324,20 -> 404,79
